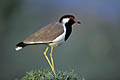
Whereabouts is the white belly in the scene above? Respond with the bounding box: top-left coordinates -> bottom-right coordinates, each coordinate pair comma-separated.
49,31 -> 65,47
49,24 -> 66,47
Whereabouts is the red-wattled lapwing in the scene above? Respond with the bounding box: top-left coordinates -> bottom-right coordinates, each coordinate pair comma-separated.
15,15 -> 81,75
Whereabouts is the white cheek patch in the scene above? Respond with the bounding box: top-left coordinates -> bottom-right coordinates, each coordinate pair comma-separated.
62,18 -> 70,24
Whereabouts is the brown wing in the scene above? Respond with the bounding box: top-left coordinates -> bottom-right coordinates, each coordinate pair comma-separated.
23,23 -> 64,44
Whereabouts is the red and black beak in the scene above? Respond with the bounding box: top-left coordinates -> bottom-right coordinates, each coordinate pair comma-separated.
70,17 -> 81,24
73,19 -> 81,24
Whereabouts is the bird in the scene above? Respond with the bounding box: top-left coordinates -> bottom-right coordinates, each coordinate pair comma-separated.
15,15 -> 81,75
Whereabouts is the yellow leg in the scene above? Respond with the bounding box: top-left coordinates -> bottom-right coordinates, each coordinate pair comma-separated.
50,46 -> 55,74
43,46 -> 52,70
43,46 -> 55,75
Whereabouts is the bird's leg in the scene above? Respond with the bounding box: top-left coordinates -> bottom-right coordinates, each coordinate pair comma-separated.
50,46 -> 54,68
50,46 -> 55,74
43,46 -> 52,71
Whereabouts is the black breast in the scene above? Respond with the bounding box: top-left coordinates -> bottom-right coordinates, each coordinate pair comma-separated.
65,23 -> 72,41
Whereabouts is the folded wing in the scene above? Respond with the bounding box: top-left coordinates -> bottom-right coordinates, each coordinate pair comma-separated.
23,23 -> 64,44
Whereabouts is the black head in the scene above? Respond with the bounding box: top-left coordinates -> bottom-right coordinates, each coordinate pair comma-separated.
59,15 -> 81,25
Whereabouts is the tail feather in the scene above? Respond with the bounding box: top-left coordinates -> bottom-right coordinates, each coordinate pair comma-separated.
15,42 -> 26,51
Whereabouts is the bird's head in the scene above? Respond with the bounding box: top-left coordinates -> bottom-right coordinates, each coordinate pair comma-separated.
59,15 -> 81,25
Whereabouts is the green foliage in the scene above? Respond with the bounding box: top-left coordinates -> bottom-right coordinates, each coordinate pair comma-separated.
16,69 -> 84,80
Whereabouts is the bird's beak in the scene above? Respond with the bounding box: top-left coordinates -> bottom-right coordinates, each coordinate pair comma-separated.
77,21 -> 81,24
70,17 -> 81,24
73,19 -> 81,24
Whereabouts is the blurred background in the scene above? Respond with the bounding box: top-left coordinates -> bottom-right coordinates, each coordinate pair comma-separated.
0,0 -> 120,80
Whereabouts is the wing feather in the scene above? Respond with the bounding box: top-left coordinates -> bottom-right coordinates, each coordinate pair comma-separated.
23,23 -> 64,44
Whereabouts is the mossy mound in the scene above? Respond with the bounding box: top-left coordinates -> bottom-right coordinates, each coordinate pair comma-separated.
16,69 -> 84,80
